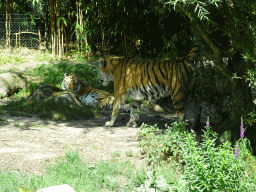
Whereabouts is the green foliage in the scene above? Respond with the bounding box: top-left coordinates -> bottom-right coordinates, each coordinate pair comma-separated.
181,127 -> 255,191
111,150 -> 122,158
245,69 -> 256,87
0,59 -> 116,121
1,121 -> 256,191
3,150 -> 148,192
126,168 -> 147,189
164,0 -> 222,20
137,122 -> 256,191
125,150 -> 133,157
196,60 -> 256,131
219,130 -> 232,144
0,60 -> 111,120
137,122 -> 187,168
243,109 -> 256,126
0,51 -> 26,66
13,150 -> 125,192
18,186 -> 32,192
34,50 -> 53,61
137,171 -> 170,192
71,22 -> 92,59
26,61 -> 114,93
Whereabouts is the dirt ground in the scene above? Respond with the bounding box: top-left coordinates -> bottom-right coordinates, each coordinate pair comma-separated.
0,59 -> 207,177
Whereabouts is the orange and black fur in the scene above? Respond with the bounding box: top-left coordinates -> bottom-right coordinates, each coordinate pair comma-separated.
98,46 -> 201,130
62,73 -> 121,110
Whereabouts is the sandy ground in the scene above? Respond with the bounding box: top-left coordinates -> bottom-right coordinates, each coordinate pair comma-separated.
0,59 -> 206,177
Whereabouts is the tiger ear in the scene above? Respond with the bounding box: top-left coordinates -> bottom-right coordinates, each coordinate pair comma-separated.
99,58 -> 106,67
64,73 -> 68,77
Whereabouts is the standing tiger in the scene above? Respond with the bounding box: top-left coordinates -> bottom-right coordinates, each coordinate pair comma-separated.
98,46 -> 201,131
62,73 -> 129,111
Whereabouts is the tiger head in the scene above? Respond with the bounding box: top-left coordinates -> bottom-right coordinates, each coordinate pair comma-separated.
62,73 -> 83,93
99,58 -> 115,86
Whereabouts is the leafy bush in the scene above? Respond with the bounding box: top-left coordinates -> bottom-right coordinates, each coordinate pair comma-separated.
137,122 -> 256,191
137,122 -> 187,168
27,61 -> 114,93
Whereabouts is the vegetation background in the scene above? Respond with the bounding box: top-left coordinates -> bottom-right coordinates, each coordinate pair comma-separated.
0,0 -> 256,191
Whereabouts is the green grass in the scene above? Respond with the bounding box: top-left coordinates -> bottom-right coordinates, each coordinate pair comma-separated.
0,47 -> 54,66
25,60 -> 114,93
0,54 -> 25,66
111,150 -> 122,158
0,150 -> 144,192
1,122 -> 256,192
125,150 -> 134,157
0,58 -> 115,120
1,97 -> 96,120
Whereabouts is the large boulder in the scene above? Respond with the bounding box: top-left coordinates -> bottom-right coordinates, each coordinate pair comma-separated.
27,84 -> 63,103
0,71 -> 30,98
48,92 -> 84,108
27,84 -> 83,108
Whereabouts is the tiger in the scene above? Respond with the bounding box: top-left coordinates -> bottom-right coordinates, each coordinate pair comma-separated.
62,73 -> 130,112
98,46 -> 202,131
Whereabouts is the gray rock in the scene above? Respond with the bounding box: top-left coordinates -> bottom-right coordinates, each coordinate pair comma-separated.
36,184 -> 76,192
48,92 -> 84,108
27,84 -> 63,103
27,84 -> 83,108
0,71 -> 29,98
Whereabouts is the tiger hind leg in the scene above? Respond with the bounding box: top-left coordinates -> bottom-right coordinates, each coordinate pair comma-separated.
126,101 -> 141,128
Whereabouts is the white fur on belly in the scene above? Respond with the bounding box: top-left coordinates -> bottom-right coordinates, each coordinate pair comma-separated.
79,94 -> 98,106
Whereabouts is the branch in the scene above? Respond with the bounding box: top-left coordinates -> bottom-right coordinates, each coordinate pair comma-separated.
174,2 -> 236,88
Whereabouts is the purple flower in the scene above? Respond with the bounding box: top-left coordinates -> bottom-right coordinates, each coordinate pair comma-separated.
235,145 -> 239,159
240,122 -> 244,138
206,117 -> 210,127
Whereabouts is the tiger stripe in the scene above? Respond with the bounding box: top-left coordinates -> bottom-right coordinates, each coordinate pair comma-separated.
98,46 -> 201,130
62,73 -> 115,109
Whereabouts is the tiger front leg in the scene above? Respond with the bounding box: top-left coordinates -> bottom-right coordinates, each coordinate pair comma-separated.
126,101 -> 141,128
105,102 -> 121,127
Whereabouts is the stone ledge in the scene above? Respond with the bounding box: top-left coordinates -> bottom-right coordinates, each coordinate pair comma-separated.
36,184 -> 76,192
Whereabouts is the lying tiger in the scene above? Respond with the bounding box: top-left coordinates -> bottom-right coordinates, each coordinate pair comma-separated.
62,73 -> 130,112
98,46 -> 202,131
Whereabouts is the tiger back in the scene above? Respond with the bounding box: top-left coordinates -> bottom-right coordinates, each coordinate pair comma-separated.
62,73 -> 115,109
98,46 -> 201,130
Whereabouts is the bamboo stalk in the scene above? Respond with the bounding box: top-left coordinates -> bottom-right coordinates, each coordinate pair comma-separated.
5,0 -> 11,48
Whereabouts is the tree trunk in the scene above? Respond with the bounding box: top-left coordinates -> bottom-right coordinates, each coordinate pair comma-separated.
178,3 -> 255,153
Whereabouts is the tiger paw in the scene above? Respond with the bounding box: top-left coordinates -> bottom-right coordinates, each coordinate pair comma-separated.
105,121 -> 115,127
126,121 -> 137,128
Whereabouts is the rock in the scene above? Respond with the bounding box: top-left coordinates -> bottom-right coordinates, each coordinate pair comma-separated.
36,184 -> 76,192
27,84 -> 83,108
27,84 -> 63,103
48,92 -> 84,108
0,71 -> 30,98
